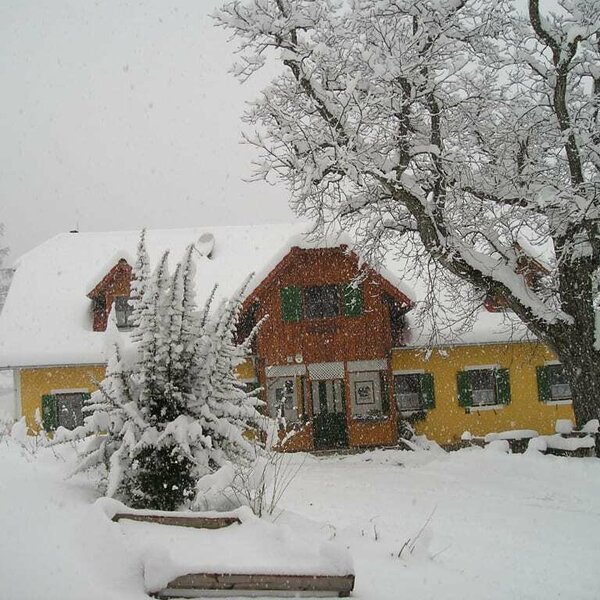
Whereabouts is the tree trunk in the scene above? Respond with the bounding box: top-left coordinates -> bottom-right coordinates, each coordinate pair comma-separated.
557,345 -> 600,427
549,256 -> 600,455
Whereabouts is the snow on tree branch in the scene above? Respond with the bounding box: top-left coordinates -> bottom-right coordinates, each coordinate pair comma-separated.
216,0 -> 600,427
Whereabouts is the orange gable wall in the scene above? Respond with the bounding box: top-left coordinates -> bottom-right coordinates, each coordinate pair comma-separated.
89,260 -> 132,331
251,247 -> 400,365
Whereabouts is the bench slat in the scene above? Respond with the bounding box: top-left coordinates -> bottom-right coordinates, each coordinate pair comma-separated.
112,513 -> 241,529
160,572 -> 355,597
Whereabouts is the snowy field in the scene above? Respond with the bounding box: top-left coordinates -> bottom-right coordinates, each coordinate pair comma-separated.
0,437 -> 599,600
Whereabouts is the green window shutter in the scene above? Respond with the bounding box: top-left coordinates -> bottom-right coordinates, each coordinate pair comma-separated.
536,366 -> 551,402
421,373 -> 435,409
342,283 -> 363,316
41,394 -> 57,432
457,371 -> 472,407
280,286 -> 302,322
495,368 -> 511,405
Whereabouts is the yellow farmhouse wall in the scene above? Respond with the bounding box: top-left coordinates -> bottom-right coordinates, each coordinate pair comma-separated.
19,365 -> 106,433
391,341 -> 576,445
19,361 -> 256,434
18,343 -> 575,446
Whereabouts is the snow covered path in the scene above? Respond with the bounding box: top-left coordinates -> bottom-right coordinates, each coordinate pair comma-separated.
279,449 -> 600,600
0,439 -> 599,599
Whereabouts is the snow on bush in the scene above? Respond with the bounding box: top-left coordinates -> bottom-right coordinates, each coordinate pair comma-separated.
484,430 -> 538,443
526,437 -> 548,454
55,232 -> 265,511
485,440 -> 510,454
555,420 -> 574,435
543,435 -> 595,452
581,419 -> 599,434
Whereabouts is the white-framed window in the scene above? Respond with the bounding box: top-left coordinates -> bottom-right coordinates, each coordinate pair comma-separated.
42,389 -> 90,431
394,372 -> 435,411
537,363 -> 572,402
114,296 -> 133,328
469,369 -> 497,406
267,377 -> 302,423
349,371 -> 388,420
457,367 -> 511,408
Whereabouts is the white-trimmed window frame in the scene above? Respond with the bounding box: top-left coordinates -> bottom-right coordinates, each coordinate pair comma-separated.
542,361 -> 573,405
393,369 -> 425,413
462,364 -> 505,411
49,388 -> 90,429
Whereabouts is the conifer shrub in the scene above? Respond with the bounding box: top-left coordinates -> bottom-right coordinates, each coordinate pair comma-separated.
123,444 -> 196,511
57,231 -> 264,511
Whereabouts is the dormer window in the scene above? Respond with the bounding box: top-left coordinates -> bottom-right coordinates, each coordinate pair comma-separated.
114,296 -> 133,329
87,259 -> 133,332
92,297 -> 105,312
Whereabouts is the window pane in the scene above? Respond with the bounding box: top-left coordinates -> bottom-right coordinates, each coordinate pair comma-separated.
304,285 -> 340,319
395,374 -> 423,410
468,369 -> 497,406
55,393 -> 85,429
349,371 -> 384,418
269,378 -> 299,422
547,365 -> 571,400
114,296 -> 133,328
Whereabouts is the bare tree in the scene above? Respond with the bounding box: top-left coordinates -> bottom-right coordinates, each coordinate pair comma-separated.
215,0 -> 600,427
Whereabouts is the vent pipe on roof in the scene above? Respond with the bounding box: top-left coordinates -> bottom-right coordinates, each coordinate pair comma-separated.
197,232 -> 215,259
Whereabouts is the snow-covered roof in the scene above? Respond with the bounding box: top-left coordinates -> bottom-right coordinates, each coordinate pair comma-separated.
0,223 -> 531,368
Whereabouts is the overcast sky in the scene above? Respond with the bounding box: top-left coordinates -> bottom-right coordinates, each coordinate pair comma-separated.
0,0 -> 293,264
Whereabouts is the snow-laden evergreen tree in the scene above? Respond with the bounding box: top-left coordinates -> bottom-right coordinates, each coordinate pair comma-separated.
216,0 -> 600,430
129,228 -> 150,336
188,276 -> 263,480
60,240 -> 263,510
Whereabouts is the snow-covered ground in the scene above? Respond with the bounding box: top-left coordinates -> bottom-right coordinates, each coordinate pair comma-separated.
0,438 -> 599,600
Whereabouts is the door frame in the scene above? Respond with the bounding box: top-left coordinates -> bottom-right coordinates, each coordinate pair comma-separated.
310,378 -> 349,450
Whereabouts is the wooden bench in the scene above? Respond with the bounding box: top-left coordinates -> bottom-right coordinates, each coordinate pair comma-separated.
112,513 -> 241,529
113,512 -> 356,597
155,572 -> 355,598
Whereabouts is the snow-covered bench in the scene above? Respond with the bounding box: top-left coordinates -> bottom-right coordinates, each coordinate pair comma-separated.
536,419 -> 598,457
158,572 -> 355,598
102,501 -> 356,598
112,512 -> 241,529
461,429 -> 538,453
461,421 -> 598,457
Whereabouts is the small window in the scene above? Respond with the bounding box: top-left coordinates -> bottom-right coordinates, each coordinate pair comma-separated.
469,369 -> 497,406
395,374 -> 422,410
457,368 -> 511,408
547,365 -> 571,400
349,371 -> 389,420
394,373 -> 435,411
114,296 -> 133,328
303,285 -> 340,319
92,297 -> 106,312
537,364 -> 572,402
268,378 -> 302,423
42,392 -> 89,431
